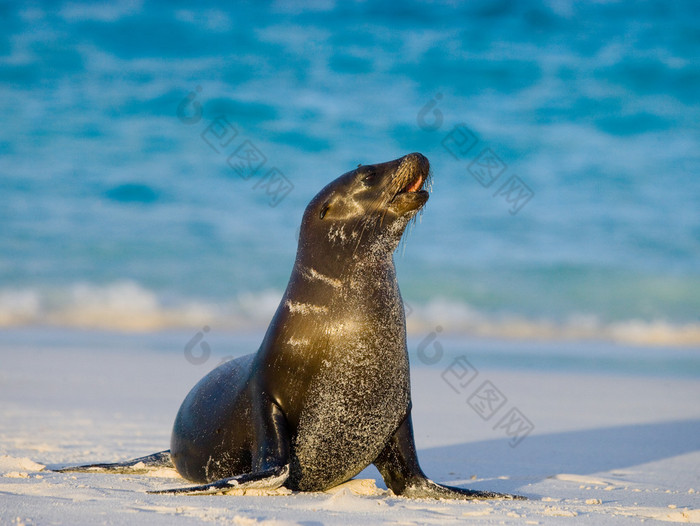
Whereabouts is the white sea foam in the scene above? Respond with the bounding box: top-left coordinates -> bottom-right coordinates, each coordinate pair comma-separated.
0,283 -> 698,346
0,282 -> 264,332
405,298 -> 700,347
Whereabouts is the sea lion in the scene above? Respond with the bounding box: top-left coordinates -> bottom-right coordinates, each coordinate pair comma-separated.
58,153 -> 523,500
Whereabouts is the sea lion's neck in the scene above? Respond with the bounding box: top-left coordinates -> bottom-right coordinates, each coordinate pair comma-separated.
290,248 -> 396,297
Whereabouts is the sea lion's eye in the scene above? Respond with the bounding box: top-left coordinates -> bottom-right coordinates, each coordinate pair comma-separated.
362,170 -> 377,185
319,204 -> 330,219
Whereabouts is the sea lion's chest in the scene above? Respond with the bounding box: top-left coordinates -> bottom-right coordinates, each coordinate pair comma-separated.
287,304 -> 411,490
262,263 -> 409,416
300,329 -> 411,425
278,307 -> 411,429
258,263 -> 412,489
290,344 -> 410,491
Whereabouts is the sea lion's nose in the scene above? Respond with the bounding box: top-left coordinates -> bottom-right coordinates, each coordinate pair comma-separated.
402,152 -> 430,171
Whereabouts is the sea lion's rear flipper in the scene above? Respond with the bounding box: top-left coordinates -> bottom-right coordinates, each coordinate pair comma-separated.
147,464 -> 290,495
374,414 -> 526,500
54,450 -> 173,474
398,478 -> 526,500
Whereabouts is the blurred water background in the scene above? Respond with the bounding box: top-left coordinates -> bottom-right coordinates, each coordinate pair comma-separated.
1,0 -> 699,347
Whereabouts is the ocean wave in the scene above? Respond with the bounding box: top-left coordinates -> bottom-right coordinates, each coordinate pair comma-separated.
405,299 -> 700,347
0,281 -> 277,332
0,282 -> 698,347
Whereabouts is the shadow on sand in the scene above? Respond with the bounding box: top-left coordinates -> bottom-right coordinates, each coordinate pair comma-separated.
410,419 -> 700,496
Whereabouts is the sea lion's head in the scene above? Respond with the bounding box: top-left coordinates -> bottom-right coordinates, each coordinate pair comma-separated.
299,153 -> 431,260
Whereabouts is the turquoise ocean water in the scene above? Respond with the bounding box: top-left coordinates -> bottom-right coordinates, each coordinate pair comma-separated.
1,1 -> 699,347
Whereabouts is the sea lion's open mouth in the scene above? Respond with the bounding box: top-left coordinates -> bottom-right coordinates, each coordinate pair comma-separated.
402,173 -> 425,193
385,153 -> 431,213
392,172 -> 429,202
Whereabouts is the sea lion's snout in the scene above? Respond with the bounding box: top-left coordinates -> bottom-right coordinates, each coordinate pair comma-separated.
398,152 -> 430,193
402,152 -> 430,174
389,153 -> 431,214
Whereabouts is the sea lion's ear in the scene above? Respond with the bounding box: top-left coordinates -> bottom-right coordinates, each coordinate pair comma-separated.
319,202 -> 330,219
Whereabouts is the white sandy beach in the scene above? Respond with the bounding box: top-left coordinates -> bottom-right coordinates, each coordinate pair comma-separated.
1,331 -> 699,525
2,1 -> 699,524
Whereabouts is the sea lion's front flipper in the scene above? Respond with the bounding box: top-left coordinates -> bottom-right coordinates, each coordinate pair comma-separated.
373,414 -> 526,500
54,450 -> 173,474
160,387 -> 292,495
250,390 -> 291,474
147,464 -> 290,495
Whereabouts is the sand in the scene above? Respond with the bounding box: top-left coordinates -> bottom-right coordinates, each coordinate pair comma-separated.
1,330 -> 699,525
